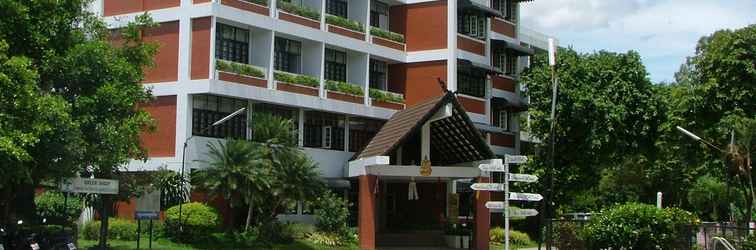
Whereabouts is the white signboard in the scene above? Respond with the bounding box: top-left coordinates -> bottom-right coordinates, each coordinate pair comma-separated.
135,188 -> 161,220
489,208 -> 539,217
60,177 -> 119,194
505,155 -> 528,164
509,192 -> 543,202
471,183 -> 505,191
485,201 -> 506,210
478,163 -> 507,172
508,174 -> 538,183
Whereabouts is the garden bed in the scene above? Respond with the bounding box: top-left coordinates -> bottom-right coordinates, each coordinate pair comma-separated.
371,98 -> 404,110
218,71 -> 267,88
220,0 -> 269,16
327,90 -> 364,104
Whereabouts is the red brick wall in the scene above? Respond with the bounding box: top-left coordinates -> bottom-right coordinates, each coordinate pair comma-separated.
143,21 -> 179,83
491,18 -> 516,38
140,96 -> 177,157
492,75 -> 516,92
457,96 -> 486,114
457,35 -> 485,55
388,61 -> 447,107
390,1 -> 447,51
490,133 -> 515,147
191,17 -> 212,80
104,0 -> 180,16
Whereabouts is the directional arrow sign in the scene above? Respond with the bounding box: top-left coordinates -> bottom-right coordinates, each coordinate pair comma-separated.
485,201 -> 505,210
505,155 -> 528,164
509,192 -> 543,202
489,208 -> 539,217
471,183 -> 505,191
478,163 -> 507,172
508,173 -> 538,183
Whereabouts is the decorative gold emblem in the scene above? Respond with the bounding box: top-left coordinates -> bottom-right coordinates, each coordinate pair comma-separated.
420,157 -> 432,176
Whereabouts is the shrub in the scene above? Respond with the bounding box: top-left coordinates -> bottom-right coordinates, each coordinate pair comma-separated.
165,202 -> 220,243
307,231 -> 344,247
743,233 -> 756,250
258,221 -> 295,244
35,191 -> 83,224
325,80 -> 364,96
582,203 -> 699,250
370,27 -> 405,43
325,15 -> 364,32
246,0 -> 267,6
81,218 -> 139,240
276,0 -> 320,20
216,59 -> 265,78
312,191 -> 350,237
490,227 -> 534,247
369,88 -> 404,103
287,223 -> 315,239
274,71 -> 320,88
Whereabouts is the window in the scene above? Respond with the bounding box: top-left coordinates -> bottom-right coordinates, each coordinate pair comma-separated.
497,110 -> 509,130
457,68 -> 487,98
192,95 -> 248,139
326,0 -> 348,18
457,12 -> 487,40
348,117 -> 384,152
492,0 -> 516,21
215,23 -> 249,64
251,103 -> 299,139
274,37 -> 302,73
493,49 -> 517,76
369,59 -> 387,90
304,111 -> 345,150
324,48 -> 347,82
370,1 -> 389,29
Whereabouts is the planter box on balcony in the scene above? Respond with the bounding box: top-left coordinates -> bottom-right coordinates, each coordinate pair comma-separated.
277,82 -> 319,96
371,99 -> 404,110
371,36 -> 405,51
327,91 -> 364,104
457,35 -> 485,55
278,11 -> 320,29
220,0 -> 269,16
444,235 -> 470,249
327,24 -> 366,41
218,71 -> 267,88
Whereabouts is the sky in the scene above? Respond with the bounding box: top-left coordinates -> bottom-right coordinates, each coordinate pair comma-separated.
520,0 -> 756,83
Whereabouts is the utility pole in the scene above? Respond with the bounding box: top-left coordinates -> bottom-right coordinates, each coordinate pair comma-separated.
543,38 -> 558,250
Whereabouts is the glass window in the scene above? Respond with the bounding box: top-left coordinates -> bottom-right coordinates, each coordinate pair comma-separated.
274,37 -> 302,73
493,48 -> 517,76
215,23 -> 249,64
457,12 -> 487,40
457,68 -> 487,98
369,59 -> 387,90
192,94 -> 248,139
348,117 -> 384,152
492,0 -> 516,21
324,48 -> 347,82
251,103 -> 299,139
497,110 -> 509,130
326,0 -> 348,18
370,1 -> 389,29
304,111 -> 345,150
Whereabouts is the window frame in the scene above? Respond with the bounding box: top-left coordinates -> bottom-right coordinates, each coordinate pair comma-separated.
215,23 -> 250,64
370,1 -> 389,29
457,68 -> 487,98
326,0 -> 348,18
274,37 -> 302,73
498,109 -> 509,131
324,48 -> 347,82
192,94 -> 248,139
369,59 -> 388,90
457,12 -> 487,40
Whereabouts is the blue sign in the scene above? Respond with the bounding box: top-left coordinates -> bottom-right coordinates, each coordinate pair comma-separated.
135,211 -> 159,220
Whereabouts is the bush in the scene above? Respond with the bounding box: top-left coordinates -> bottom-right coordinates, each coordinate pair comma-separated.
307,231 -> 345,247
35,191 -> 83,224
370,27 -> 405,43
743,233 -> 756,250
369,88 -> 404,103
312,191 -> 350,237
325,80 -> 364,96
287,223 -> 315,239
274,71 -> 320,88
165,202 -> 220,243
81,218 -> 139,240
247,0 -> 267,6
582,203 -> 699,250
490,227 -> 534,247
258,221 -> 295,244
325,15 -> 364,32
276,0 -> 320,20
216,59 -> 266,78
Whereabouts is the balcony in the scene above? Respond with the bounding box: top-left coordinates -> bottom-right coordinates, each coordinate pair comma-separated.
216,60 -> 268,88
325,15 -> 366,41
369,27 -> 406,51
325,80 -> 365,104
220,0 -> 270,16
274,71 -> 320,96
369,88 -> 405,110
276,0 -> 322,29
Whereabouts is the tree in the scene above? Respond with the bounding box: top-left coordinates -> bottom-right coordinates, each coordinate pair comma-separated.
520,48 -> 664,210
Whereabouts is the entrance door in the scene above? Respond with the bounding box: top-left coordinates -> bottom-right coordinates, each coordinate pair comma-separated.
384,181 -> 447,232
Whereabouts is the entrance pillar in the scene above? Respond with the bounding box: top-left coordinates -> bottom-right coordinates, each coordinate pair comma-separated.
359,175 -> 378,250
475,177 -> 490,250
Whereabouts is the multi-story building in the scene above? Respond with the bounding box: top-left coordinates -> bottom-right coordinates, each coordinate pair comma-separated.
92,0 -> 536,249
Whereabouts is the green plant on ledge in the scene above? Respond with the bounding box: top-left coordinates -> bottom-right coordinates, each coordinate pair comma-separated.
216,59 -> 266,78
369,88 -> 404,103
274,71 -> 320,88
370,27 -> 405,43
326,15 -> 364,33
243,0 -> 268,6
326,80 -> 364,96
277,0 -> 321,21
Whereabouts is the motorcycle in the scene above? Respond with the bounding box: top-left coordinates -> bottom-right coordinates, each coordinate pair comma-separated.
1,219 -> 76,250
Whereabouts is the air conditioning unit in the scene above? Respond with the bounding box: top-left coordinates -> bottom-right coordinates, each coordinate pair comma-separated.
322,126 -> 332,149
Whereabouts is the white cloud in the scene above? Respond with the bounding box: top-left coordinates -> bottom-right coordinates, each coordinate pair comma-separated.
520,0 -> 756,82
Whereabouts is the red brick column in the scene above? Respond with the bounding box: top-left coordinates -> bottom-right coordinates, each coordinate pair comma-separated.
475,177 -> 491,250
359,175 -> 378,250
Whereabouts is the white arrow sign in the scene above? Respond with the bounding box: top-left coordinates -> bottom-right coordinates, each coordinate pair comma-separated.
485,201 -> 506,210
471,183 -> 505,191
478,163 -> 507,172
505,155 -> 528,164
508,173 -> 538,183
489,208 -> 539,217
509,192 -> 543,201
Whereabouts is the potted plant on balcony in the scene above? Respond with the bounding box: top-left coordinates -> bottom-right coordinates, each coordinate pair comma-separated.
276,0 -> 321,29
216,59 -> 267,87
369,88 -> 404,110
444,223 -> 472,249
325,80 -> 364,104
274,71 -> 320,96
325,15 -> 366,40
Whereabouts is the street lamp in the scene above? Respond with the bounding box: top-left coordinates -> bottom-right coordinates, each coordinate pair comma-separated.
178,107 -> 246,231
676,126 -> 726,153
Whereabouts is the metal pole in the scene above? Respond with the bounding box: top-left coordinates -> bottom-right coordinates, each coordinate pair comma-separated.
545,55 -> 559,250
137,219 -> 141,249
149,219 -> 153,249
179,141 -> 189,233
505,163 -> 510,250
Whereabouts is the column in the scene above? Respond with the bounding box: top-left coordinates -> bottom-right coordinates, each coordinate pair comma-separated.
359,175 -> 378,250
475,177 -> 491,250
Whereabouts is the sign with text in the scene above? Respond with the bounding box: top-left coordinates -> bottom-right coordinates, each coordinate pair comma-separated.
60,178 -> 118,194
489,208 -> 539,217
135,188 -> 161,220
509,192 -> 543,202
508,174 -> 538,183
478,163 -> 507,172
485,201 -> 506,210
471,183 -> 505,192
505,155 -> 528,164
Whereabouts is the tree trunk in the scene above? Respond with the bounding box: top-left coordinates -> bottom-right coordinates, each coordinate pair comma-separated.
245,199 -> 253,232
99,195 -> 111,248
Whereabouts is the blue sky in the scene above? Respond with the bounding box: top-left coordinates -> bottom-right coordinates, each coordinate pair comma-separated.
520,0 -> 756,83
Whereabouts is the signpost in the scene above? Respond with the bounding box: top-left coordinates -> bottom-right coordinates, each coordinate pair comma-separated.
60,178 -> 119,194
135,188 -> 161,249
472,155 -> 541,250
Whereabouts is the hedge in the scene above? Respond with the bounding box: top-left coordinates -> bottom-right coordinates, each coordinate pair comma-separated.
370,27 -> 405,43
82,219 -> 141,241
274,71 -> 320,88
325,15 -> 364,32
216,59 -> 266,78
165,202 -> 220,243
369,88 -> 404,103
326,80 -> 364,96
277,0 -> 320,21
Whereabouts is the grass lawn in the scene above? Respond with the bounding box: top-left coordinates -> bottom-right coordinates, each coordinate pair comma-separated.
78,239 -> 360,250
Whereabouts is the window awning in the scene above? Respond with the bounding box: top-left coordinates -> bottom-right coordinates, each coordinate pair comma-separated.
458,59 -> 504,75
492,96 -> 528,112
458,0 -> 504,18
492,39 -> 535,56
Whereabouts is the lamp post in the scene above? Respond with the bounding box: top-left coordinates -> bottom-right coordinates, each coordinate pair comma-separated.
178,107 -> 246,231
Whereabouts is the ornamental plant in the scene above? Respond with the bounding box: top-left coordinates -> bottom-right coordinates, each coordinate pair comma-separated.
369,88 -> 404,103
274,71 -> 320,87
325,80 -> 364,96
325,15 -> 364,32
165,202 -> 220,243
370,27 -> 405,43
277,0 -> 321,20
34,191 -> 82,224
216,59 -> 266,78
